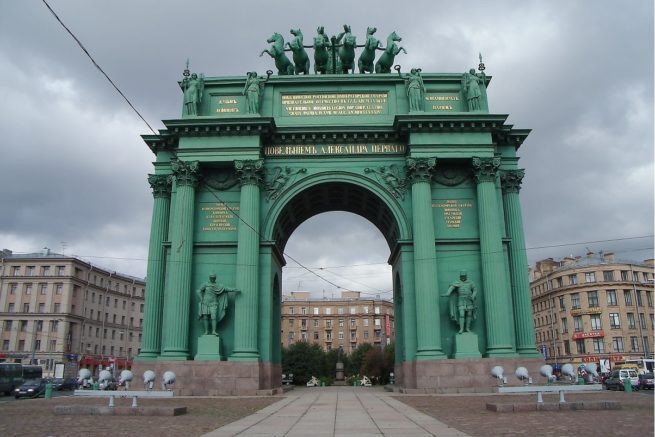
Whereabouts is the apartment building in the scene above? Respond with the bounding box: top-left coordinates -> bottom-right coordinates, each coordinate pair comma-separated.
0,248 -> 145,377
530,252 -> 654,371
281,291 -> 394,353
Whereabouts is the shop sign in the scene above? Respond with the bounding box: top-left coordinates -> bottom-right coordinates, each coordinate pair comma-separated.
572,330 -> 604,340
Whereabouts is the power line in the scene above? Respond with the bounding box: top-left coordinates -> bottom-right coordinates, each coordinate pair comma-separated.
41,0 -> 158,135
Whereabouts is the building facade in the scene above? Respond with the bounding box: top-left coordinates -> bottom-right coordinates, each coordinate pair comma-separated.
0,249 -> 145,377
281,291 -> 394,353
530,252 -> 654,371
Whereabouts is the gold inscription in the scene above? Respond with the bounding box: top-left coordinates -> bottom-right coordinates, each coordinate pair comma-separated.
281,93 -> 388,116
425,95 -> 460,101
201,203 -> 239,232
431,199 -> 473,228
215,96 -> 241,114
263,143 -> 406,156
432,105 -> 454,110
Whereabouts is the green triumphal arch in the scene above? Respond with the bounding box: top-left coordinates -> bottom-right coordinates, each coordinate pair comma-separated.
134,29 -> 542,395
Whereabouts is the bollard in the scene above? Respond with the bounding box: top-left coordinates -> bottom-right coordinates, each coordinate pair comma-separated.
45,383 -> 53,399
623,378 -> 633,393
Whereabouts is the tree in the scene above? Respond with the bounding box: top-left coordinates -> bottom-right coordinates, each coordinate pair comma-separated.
346,343 -> 375,376
281,342 -> 326,385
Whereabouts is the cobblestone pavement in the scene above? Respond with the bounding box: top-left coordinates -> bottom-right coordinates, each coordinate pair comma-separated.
0,389 -> 651,437
396,390 -> 654,437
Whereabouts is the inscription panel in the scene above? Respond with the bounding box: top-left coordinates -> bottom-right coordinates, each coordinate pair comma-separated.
211,95 -> 243,115
281,92 -> 388,116
199,202 -> 239,232
264,143 -> 405,157
432,199 -> 474,229
424,93 -> 462,112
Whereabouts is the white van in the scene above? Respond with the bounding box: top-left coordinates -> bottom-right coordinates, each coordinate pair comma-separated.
605,368 -> 640,390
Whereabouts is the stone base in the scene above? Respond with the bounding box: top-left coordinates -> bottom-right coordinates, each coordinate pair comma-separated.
194,334 -> 223,361
131,360 -> 282,396
454,332 -> 482,359
335,362 -> 344,381
54,405 -> 187,416
395,357 -> 545,394
486,400 -> 621,412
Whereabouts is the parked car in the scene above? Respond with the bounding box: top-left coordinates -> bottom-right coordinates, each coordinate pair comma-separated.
604,369 -> 640,391
14,378 -> 47,399
49,377 -> 78,391
638,373 -> 654,390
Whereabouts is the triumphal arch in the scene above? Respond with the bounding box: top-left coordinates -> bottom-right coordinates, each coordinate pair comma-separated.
134,27 -> 542,395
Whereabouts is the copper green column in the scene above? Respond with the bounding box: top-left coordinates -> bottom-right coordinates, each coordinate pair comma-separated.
230,159 -> 263,361
472,157 -> 515,356
138,174 -> 171,359
160,160 -> 199,359
501,170 -> 539,356
407,158 -> 445,359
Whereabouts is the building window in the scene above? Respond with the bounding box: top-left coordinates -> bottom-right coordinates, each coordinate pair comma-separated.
624,290 -> 633,306
592,338 -> 604,353
55,284 -> 63,295
587,291 -> 599,307
140,303 -> 144,312
313,332 -> 319,340
559,297 -> 566,311
4,320 -> 12,331
288,307 -> 294,315
38,303 -> 45,313
92,293 -> 96,303
326,331 -> 332,341
8,303 -> 15,312
584,272 -> 596,283
313,307 -> 319,315
301,307 -> 307,315
350,306 -> 356,315
20,320 -> 28,332
590,314 -> 602,330
603,270 -> 614,281
609,313 -> 621,329
325,308 -> 331,315
326,320 -> 332,329
313,319 -> 319,328
363,330 -> 369,339
620,270 -> 629,281
374,318 -> 381,327
571,293 -> 580,309
288,318 -> 294,326
363,319 -> 369,327
630,336 -> 640,352
41,266 -> 50,276
569,274 -> 578,285
338,331 -> 344,340
39,284 -> 47,295
363,305 -> 369,314
564,340 -> 571,355
12,266 -> 20,275
350,319 -> 356,328
556,277 -> 563,288
338,307 -> 344,315
26,266 -> 35,276
639,313 -> 646,329
636,290 -> 643,306
23,303 -> 29,313
350,331 -> 356,341
627,313 -> 636,329
2,340 -> 9,351
34,340 -> 41,351
561,317 -> 568,333
18,340 -> 25,351
644,337 -> 651,355
607,290 -> 617,306
576,340 -> 586,354
114,299 -> 118,309
9,283 -> 17,294
301,319 -> 308,329
24,284 -> 32,295
573,316 -> 583,332
56,266 -> 65,276
339,319 -> 344,328
374,306 -> 381,315
612,337 -> 624,352
647,291 -> 653,307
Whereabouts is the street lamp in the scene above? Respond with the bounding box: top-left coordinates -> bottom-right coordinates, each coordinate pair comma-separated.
47,318 -> 64,377
628,265 -> 648,357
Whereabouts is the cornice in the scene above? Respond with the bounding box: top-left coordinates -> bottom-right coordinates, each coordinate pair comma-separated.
394,113 -> 510,134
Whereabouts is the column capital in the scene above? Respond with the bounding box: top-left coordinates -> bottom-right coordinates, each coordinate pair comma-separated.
171,160 -> 200,187
235,159 -> 264,186
406,157 -> 436,184
472,157 -> 500,184
147,174 -> 172,198
500,169 -> 525,193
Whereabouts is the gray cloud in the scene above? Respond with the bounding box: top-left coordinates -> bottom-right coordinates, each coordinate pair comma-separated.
1,1 -> 652,294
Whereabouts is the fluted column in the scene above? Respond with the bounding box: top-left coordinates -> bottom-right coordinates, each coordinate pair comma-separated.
230,159 -> 263,361
407,157 -> 446,359
501,170 -> 539,356
160,160 -> 199,359
138,174 -> 172,359
472,157 -> 515,356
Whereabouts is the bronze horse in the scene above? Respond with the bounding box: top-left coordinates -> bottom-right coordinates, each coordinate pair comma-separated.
286,29 -> 310,75
260,33 -> 294,75
313,26 -> 330,74
375,31 -> 406,73
357,27 -> 380,74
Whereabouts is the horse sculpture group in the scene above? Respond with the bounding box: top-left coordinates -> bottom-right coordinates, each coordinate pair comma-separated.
260,26 -> 407,75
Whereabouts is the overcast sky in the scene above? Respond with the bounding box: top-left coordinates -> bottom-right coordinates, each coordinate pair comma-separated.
1,1 -> 652,299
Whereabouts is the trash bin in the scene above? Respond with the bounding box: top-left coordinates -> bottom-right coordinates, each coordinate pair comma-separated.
577,377 -> 585,385
623,378 -> 633,393
45,383 -> 53,399
92,382 -> 100,390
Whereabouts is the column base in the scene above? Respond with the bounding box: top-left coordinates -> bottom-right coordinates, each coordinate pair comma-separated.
134,352 -> 159,361
517,347 -> 543,357
229,349 -> 260,361
485,346 -> 516,357
416,349 -> 447,360
159,350 -> 190,361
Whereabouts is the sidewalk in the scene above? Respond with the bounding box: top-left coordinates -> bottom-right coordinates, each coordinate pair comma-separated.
202,386 -> 469,437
